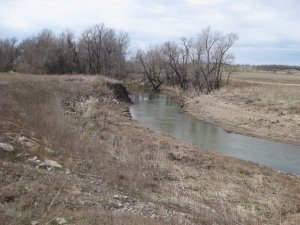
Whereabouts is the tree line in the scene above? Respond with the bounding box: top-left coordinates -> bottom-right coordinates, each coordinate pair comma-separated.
256,64 -> 300,72
0,24 -> 129,76
135,27 -> 238,93
1,25 -> 238,93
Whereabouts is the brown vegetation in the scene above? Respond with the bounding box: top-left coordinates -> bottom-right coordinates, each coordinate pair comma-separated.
182,71 -> 300,145
0,24 -> 129,76
0,73 -> 300,225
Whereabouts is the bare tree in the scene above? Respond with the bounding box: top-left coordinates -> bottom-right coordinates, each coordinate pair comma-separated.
136,27 -> 237,92
78,24 -> 129,76
0,37 -> 18,72
64,30 -> 81,73
113,31 -> 130,77
136,47 -> 164,91
214,32 -> 238,88
78,26 -> 100,74
16,29 -> 56,74
190,27 -> 238,92
42,30 -> 82,74
225,65 -> 236,85
162,41 -> 189,90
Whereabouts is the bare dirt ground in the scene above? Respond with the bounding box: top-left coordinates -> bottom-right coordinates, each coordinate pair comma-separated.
182,72 -> 300,146
1,73 -> 300,225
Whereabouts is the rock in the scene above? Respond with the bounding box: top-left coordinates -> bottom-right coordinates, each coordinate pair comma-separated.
45,147 -> 55,153
112,98 -> 120,104
47,167 -> 54,172
18,136 -> 27,142
55,217 -> 67,224
16,153 -> 23,157
113,194 -> 128,200
110,201 -> 124,209
28,156 -> 38,162
66,169 -> 71,175
44,159 -> 63,169
0,143 -> 14,152
31,221 -> 39,225
18,136 -> 35,147
17,152 -> 29,157
38,162 -> 46,167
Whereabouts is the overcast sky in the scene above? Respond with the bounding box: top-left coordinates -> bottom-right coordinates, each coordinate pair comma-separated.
0,0 -> 299,65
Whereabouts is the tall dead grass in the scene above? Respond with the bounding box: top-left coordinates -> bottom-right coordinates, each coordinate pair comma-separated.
224,81 -> 300,112
232,71 -> 300,84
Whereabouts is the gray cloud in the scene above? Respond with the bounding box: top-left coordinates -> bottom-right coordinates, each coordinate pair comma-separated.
0,0 -> 299,65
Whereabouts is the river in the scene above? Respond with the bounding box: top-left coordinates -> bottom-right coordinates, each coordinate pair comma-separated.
129,91 -> 300,175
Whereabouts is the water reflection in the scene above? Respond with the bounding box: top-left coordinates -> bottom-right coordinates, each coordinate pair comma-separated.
129,91 -> 300,175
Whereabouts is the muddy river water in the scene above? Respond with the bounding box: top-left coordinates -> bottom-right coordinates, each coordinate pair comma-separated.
129,91 -> 300,175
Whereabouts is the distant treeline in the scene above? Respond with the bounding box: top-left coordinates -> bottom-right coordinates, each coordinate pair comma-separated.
0,24 -> 129,76
255,65 -> 300,72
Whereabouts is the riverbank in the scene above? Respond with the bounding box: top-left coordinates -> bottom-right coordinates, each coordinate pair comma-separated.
1,74 -> 300,225
129,91 -> 300,174
173,72 -> 300,146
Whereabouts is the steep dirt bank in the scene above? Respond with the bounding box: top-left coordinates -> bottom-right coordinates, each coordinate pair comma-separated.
1,74 -> 300,225
180,85 -> 300,146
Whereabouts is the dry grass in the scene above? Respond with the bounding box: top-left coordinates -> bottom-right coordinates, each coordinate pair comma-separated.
0,73 -> 300,225
220,71 -> 300,113
223,82 -> 300,113
232,71 -> 300,84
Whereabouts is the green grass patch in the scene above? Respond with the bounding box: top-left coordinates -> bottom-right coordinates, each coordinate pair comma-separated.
0,71 -> 18,76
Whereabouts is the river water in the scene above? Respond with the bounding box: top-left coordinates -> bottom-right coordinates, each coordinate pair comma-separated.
129,91 -> 300,175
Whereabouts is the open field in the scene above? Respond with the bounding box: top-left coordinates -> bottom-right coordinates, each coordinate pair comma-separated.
0,73 -> 300,225
183,71 -> 300,146
232,71 -> 300,84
